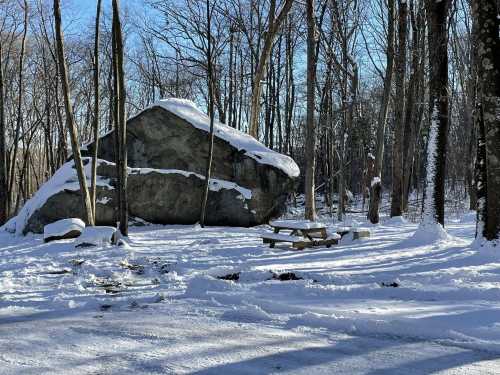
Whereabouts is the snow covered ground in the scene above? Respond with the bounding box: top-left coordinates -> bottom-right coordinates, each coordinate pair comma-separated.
1,210 -> 500,373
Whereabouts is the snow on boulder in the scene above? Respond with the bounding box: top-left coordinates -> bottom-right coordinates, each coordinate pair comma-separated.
75,226 -> 117,248
43,218 -> 85,243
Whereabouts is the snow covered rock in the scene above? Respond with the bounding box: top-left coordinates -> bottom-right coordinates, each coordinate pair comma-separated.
43,218 -> 85,243
75,226 -> 117,247
15,158 -> 276,234
84,98 -> 298,218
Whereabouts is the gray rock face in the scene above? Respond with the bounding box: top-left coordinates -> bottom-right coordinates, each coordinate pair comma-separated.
23,160 -> 265,234
85,104 -> 297,218
19,100 -> 298,233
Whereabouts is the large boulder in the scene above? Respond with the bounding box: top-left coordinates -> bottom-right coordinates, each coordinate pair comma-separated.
14,99 -> 299,234
16,159 -> 279,234
84,99 -> 299,213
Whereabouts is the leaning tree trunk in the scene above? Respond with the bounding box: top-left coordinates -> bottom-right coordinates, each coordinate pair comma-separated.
304,0 -> 317,221
368,0 -> 395,224
472,0 -> 500,241
53,0 -> 94,226
422,0 -> 451,227
249,0 -> 294,138
200,0 -> 215,227
390,0 -> 408,218
112,0 -> 128,236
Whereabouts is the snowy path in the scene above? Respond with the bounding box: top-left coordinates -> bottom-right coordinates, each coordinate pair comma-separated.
1,213 -> 500,373
1,301 -> 498,374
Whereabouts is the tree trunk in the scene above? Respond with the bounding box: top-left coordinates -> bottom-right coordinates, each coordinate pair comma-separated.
200,0 -> 215,227
304,0 -> 317,221
248,0 -> 293,138
368,0 -> 395,224
390,0 -> 408,217
0,39 -> 6,224
8,0 -> 28,216
472,0 -> 500,241
423,0 -> 451,227
112,0 -> 128,236
53,0 -> 95,225
91,0 -> 102,223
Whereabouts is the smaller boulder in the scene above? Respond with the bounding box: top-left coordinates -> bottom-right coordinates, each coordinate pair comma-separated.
75,226 -> 117,248
43,218 -> 85,243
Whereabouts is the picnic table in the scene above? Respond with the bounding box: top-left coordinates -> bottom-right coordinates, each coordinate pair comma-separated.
262,220 -> 340,250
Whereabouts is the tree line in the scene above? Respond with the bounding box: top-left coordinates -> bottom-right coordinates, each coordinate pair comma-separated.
0,0 -> 498,243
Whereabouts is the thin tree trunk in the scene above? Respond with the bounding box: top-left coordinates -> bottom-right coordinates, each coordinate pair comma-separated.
249,0 -> 293,138
112,0 -> 128,236
200,0 -> 215,228
304,0 -> 317,221
91,0 -> 102,223
368,0 -> 395,224
0,39 -> 6,224
8,0 -> 28,216
53,0 -> 94,225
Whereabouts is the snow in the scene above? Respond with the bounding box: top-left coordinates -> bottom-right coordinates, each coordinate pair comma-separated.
75,226 -> 117,247
130,167 -> 252,200
131,98 -> 300,178
43,218 -> 85,241
269,219 -> 326,230
1,208 -> 500,373
8,159 -> 114,236
371,176 -> 381,187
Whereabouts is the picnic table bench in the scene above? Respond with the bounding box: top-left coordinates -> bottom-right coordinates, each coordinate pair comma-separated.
262,220 -> 340,250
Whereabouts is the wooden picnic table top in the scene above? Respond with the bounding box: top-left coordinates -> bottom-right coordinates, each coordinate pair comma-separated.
269,220 -> 327,231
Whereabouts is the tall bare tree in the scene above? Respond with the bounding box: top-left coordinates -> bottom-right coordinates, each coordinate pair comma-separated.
248,0 -> 294,138
200,0 -> 215,227
0,31 -> 6,224
367,0 -> 395,224
90,0 -> 102,222
8,0 -> 28,216
390,0 -> 408,217
112,0 -> 128,236
53,0 -> 94,226
304,0 -> 317,221
472,0 -> 500,241
423,0 -> 451,227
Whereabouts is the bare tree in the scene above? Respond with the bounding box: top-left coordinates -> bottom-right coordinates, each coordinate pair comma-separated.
112,0 -> 128,236
422,0 -> 451,227
90,0 -> 102,222
0,30 -> 6,224
53,0 -> 94,226
248,0 -> 294,138
200,0 -> 215,227
304,0 -> 317,221
367,0 -> 395,224
390,0 -> 407,218
472,0 -> 500,241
